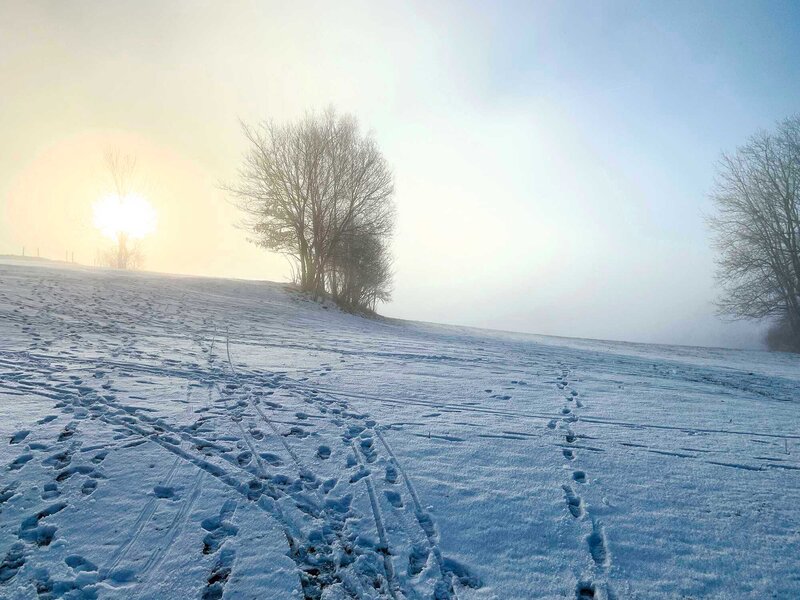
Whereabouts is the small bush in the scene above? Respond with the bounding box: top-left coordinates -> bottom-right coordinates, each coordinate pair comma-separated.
765,318 -> 800,353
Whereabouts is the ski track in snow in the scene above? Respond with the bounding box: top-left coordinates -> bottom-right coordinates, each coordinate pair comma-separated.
0,258 -> 799,599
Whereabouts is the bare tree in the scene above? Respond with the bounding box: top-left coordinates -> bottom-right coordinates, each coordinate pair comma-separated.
225,109 -> 396,310
97,243 -> 143,270
329,229 -> 394,312
708,116 -> 800,351
103,150 -> 140,270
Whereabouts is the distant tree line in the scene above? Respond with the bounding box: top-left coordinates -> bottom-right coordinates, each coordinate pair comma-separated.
709,116 -> 800,352
226,109 -> 395,312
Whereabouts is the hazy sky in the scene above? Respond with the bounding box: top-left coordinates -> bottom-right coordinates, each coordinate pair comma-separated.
2,1 -> 799,349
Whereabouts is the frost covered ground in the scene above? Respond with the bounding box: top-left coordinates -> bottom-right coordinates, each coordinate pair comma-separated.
0,257 -> 798,599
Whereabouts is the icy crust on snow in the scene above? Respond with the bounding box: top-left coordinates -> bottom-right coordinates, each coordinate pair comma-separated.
0,258 -> 798,599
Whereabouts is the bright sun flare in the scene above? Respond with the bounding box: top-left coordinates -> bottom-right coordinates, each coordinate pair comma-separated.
92,193 -> 157,241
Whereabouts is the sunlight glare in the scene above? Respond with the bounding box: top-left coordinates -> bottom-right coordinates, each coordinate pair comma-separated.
92,193 -> 157,241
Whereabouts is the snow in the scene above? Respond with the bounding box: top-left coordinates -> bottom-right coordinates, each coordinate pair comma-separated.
0,257 -> 798,599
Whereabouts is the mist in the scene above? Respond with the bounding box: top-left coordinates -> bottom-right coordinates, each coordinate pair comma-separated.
3,0 -> 798,348
2,4 -> 799,597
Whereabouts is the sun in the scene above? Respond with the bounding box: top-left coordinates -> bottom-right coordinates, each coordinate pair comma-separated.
92,193 -> 157,241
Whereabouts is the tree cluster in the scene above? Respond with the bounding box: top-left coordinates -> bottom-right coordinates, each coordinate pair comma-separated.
226,110 -> 395,312
709,116 -> 800,351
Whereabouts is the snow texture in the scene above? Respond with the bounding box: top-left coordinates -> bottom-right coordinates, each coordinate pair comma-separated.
0,257 -> 798,599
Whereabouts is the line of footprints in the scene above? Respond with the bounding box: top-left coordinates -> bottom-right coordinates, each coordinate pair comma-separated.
552,365 -> 612,600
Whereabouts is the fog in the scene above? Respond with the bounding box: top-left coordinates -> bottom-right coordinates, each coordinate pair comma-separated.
3,1 -> 798,349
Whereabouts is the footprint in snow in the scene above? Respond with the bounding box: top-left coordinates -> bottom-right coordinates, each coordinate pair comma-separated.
284,427 -> 308,438
41,483 -> 60,500
384,490 -> 403,508
153,485 -> 178,500
587,520 -> 610,567
9,430 -> 30,444
0,543 -> 26,584
408,545 -> 429,576
43,450 -> 72,470
576,581 -> 597,599
236,451 -> 252,467
259,453 -> 283,467
65,555 -> 97,573
8,454 -> 33,471
349,466 -> 370,484
562,485 -> 584,518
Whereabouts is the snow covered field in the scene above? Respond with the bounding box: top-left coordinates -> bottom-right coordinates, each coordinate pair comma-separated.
0,257 -> 798,599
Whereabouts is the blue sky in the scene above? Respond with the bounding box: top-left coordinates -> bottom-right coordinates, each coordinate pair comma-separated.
389,0 -> 800,347
1,1 -> 798,348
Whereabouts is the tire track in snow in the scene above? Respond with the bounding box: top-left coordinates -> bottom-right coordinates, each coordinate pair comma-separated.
291,379 -> 800,441
280,373 -> 488,597
134,466 -> 206,592
271,390 -> 410,597
1,328 -> 469,599
102,457 -> 182,577
242,362 -> 461,598
224,329 -> 308,471
374,428 -> 459,600
58,370 -> 396,600
249,397 -> 305,468
7,350 -> 797,441
351,439 -> 401,600
222,332 -> 412,598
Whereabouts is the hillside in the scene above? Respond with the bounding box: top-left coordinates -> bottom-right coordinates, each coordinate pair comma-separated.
0,258 -> 798,599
